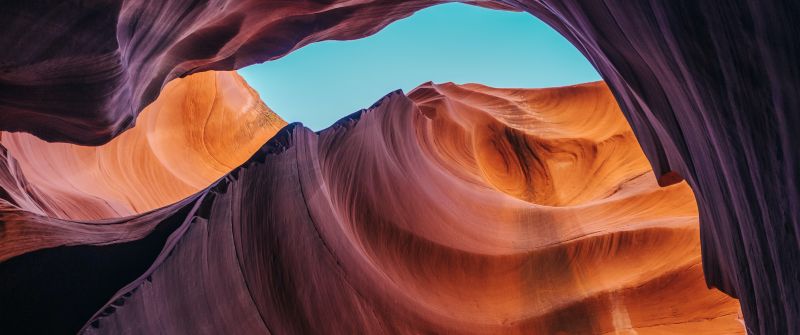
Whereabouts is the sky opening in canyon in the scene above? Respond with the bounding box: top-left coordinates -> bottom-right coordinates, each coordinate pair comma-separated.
239,3 -> 601,130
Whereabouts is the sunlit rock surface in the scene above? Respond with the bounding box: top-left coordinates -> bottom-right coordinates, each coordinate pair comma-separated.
0,71 -> 285,220
1,2 -> 796,333
0,81 -> 742,334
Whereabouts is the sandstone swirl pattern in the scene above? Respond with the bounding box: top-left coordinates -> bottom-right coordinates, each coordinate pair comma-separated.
0,71 -> 285,220
0,79 -> 741,334
3,2 -> 797,333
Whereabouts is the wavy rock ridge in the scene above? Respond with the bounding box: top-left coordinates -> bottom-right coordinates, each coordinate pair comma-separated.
0,0 -> 800,334
0,71 -> 285,220
1,2 -> 797,333
1,80 -> 741,334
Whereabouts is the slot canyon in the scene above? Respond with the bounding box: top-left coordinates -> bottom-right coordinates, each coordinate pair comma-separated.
1,1 -> 798,334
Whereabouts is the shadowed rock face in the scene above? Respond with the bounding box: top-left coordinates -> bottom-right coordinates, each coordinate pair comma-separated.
0,81 -> 742,334
1,1 -> 797,333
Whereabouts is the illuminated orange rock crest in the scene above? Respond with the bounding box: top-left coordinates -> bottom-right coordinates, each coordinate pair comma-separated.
0,71 -> 285,220
0,74 -> 741,334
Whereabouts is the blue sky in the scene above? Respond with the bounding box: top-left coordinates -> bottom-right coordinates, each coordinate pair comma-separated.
239,3 -> 600,130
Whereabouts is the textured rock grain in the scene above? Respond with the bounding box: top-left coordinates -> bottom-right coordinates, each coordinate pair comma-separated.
1,82 -> 742,334
0,71 -> 285,220
1,1 -> 797,333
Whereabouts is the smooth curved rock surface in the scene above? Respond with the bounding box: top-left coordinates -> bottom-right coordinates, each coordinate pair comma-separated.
0,71 -> 285,220
0,81 -> 742,334
1,1 -> 797,333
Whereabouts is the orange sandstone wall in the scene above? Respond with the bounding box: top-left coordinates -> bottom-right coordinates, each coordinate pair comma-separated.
0,71 -> 285,220
2,2 -> 797,332
0,79 -> 742,334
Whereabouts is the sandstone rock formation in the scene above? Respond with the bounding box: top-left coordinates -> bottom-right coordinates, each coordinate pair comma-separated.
1,1 -> 797,333
0,81 -> 742,334
0,71 -> 285,220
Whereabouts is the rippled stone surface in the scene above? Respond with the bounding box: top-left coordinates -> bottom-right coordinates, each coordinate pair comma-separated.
1,81 -> 742,334
0,71 -> 285,220
1,1 -> 798,333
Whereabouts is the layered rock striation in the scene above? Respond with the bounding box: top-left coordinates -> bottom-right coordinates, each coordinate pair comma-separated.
0,71 -> 285,220
1,81 -> 742,334
1,2 -> 797,332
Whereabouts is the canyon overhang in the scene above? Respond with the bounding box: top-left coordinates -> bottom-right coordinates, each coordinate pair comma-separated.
1,1 -> 798,334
